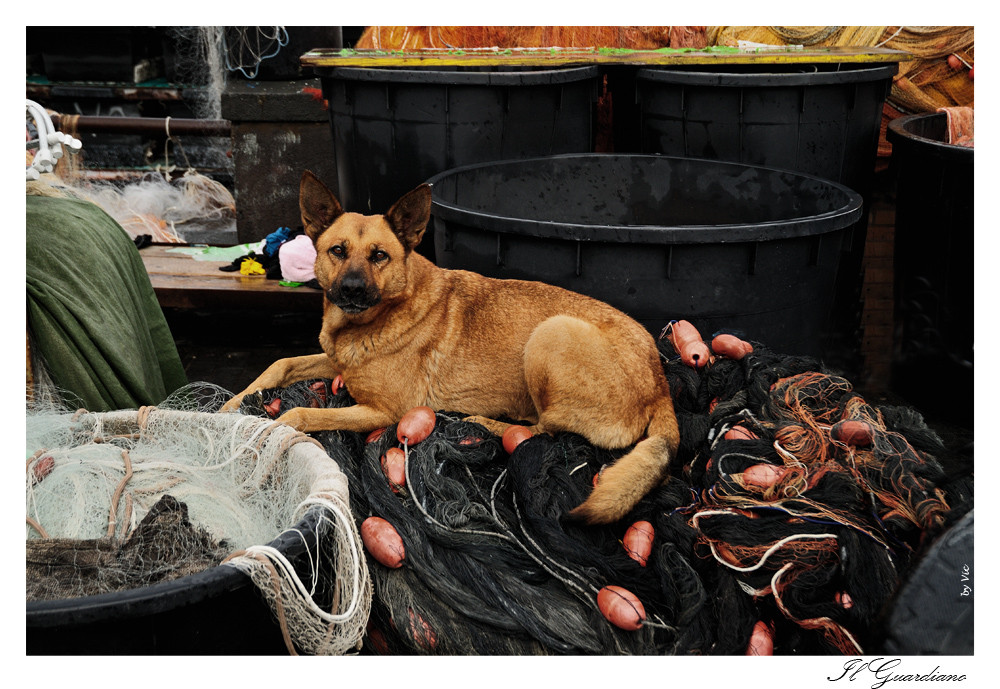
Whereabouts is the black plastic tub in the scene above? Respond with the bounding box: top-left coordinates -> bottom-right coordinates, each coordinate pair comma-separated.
633,63 -> 896,188
429,154 -> 863,357
26,510 -> 320,655
887,112 -> 974,425
633,63 -> 897,366
316,65 -> 600,260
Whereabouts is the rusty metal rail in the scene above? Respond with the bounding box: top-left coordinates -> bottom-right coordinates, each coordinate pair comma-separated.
51,114 -> 231,137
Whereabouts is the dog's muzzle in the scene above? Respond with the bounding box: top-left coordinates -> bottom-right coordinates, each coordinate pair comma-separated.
331,272 -> 381,314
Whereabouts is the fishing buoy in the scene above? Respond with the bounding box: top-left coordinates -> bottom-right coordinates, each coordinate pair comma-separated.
831,420 -> 874,447
835,591 -> 854,609
592,464 -> 608,487
711,333 -> 754,360
741,463 -> 788,488
265,398 -> 282,417
366,624 -> 391,655
623,520 -> 655,567
597,585 -> 646,630
32,455 -> 54,484
724,425 -> 758,441
361,516 -> 405,568
947,54 -> 962,70
502,425 -> 533,454
366,427 -> 387,444
381,447 -> 406,491
397,406 -> 436,445
407,608 -> 438,651
308,380 -> 328,407
663,320 -> 711,369
745,620 -> 774,655
332,374 -> 345,393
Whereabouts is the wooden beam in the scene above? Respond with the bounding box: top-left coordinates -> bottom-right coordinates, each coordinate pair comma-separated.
301,45 -> 911,69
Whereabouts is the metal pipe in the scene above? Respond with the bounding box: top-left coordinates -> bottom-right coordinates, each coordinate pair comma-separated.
51,114 -> 231,137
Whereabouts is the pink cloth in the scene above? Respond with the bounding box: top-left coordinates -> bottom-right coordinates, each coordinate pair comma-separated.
937,106 -> 974,148
278,234 -> 317,282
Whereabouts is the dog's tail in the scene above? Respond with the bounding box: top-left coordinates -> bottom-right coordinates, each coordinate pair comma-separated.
565,396 -> 680,525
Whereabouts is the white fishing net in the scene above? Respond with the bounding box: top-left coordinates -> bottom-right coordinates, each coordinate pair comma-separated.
25,389 -> 371,655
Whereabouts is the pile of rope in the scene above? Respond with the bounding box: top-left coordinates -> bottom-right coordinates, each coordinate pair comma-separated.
244,332 -> 969,655
356,26 -> 705,51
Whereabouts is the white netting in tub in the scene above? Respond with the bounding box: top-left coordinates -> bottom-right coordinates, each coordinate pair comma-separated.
26,401 -> 371,655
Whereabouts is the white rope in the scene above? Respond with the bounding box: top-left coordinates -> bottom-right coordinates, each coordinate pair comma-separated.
233,498 -> 365,624
692,509 -> 837,573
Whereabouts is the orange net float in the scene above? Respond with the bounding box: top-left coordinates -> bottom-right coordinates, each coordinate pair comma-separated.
724,425 -> 759,441
622,520 -> 655,566
712,333 -> 754,360
381,447 -> 406,492
361,516 -> 406,569
830,420 -> 875,448
407,608 -> 438,652
597,585 -> 646,630
661,319 -> 712,369
307,380 -> 329,407
365,622 -> 391,654
502,425 -> 533,454
31,454 -> 55,484
745,620 -> 775,655
397,406 -> 436,445
740,463 -> 789,489
366,427 -> 387,444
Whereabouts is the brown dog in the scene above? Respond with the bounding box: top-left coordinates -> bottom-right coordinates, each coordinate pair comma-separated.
222,171 -> 680,524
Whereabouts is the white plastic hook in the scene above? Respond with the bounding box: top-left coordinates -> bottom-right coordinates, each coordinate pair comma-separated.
26,99 -> 83,181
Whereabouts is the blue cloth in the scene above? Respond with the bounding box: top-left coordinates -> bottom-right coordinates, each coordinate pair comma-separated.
263,226 -> 294,257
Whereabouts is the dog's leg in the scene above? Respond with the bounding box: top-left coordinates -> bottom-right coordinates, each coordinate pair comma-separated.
565,402 -> 679,524
462,415 -> 544,437
522,315 -> 681,524
275,403 -> 395,434
220,353 -> 338,412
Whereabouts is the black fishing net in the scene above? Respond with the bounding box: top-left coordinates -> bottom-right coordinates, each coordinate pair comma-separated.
240,336 -> 972,655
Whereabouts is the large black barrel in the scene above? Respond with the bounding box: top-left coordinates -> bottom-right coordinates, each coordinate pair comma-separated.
632,62 -> 897,366
317,65 -> 600,260
429,153 -> 862,357
887,112 -> 974,425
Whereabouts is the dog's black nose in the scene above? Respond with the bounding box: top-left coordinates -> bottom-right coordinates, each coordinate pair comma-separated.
339,273 -> 369,300
334,271 -> 380,313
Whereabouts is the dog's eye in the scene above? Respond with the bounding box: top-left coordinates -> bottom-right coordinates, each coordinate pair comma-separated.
329,245 -> 345,258
371,249 -> 389,263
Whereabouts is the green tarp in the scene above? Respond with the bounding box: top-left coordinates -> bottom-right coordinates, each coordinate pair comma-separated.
26,195 -> 188,411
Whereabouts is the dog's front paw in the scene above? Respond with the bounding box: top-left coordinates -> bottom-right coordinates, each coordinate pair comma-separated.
219,395 -> 245,413
275,406 -> 309,431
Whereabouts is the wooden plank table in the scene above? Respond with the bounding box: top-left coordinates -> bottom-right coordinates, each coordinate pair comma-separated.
301,45 -> 911,69
139,245 -> 323,312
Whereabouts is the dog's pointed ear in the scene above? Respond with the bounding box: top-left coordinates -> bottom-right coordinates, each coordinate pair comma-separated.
385,184 -> 432,253
300,170 -> 343,243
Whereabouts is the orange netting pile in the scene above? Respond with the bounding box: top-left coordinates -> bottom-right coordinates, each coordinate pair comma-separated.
357,26 -> 706,51
708,27 -> 974,157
